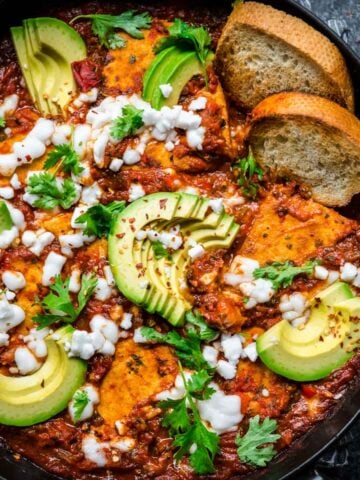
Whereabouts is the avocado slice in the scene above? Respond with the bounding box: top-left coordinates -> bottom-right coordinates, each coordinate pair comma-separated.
257,282 -> 356,382
142,46 -> 213,110
109,192 -> 239,326
0,201 -> 13,233
11,17 -> 86,116
0,326 -> 87,427
333,297 -> 360,351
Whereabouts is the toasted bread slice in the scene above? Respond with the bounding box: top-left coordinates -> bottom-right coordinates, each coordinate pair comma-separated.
246,92 -> 360,207
215,2 -> 354,111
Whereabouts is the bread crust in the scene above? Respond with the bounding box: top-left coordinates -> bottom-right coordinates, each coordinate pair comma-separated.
249,92 -> 360,150
216,1 -> 354,111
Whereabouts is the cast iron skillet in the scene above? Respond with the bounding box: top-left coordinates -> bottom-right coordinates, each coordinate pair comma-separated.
0,0 -> 359,479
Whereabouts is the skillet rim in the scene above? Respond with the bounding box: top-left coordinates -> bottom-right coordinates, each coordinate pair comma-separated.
0,0 -> 359,478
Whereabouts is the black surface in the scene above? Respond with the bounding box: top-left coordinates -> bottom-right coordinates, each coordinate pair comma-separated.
0,0 -> 359,479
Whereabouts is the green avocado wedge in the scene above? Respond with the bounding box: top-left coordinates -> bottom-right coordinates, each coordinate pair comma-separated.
108,192 -> 239,326
256,282 -> 358,382
0,201 -> 13,233
142,46 -> 213,110
0,326 -> 87,427
11,17 -> 86,116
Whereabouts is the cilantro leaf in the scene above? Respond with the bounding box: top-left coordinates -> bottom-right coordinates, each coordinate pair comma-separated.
232,148 -> 263,200
27,173 -> 77,210
187,370 -> 215,400
140,325 -> 212,372
34,273 -> 97,329
236,415 -> 280,467
253,259 -> 320,291
44,144 -> 83,176
159,368 -> 219,475
76,201 -> 126,238
0,117 -> 5,128
155,19 -> 212,71
185,310 -> 217,341
72,389 -> 90,422
152,240 -> 171,260
71,10 -> 152,49
110,105 -> 144,141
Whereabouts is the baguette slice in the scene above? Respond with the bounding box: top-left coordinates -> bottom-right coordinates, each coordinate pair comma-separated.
215,1 -> 354,111
246,92 -> 360,207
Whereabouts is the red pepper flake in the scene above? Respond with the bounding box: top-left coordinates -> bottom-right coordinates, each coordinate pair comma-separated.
116,233 -> 125,239
159,198 -> 168,210
129,218 -> 136,224
72,59 -> 101,92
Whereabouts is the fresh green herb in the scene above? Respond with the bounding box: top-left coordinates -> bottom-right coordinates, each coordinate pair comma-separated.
185,310 -> 217,342
71,10 -> 152,49
232,148 -> 264,199
236,415 -> 280,467
110,105 -> 144,141
152,240 -> 172,260
253,259 -> 320,291
0,117 -> 5,128
141,311 -> 217,372
76,201 -> 126,238
155,19 -> 212,75
72,390 -> 90,422
26,172 -> 77,210
44,144 -> 83,176
34,273 -> 97,329
159,367 -> 219,474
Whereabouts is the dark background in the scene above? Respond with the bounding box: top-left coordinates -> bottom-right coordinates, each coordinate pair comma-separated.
292,4 -> 360,480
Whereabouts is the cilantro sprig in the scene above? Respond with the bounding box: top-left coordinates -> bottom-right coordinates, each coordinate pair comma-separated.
76,201 -> 126,238
110,105 -> 144,141
71,10 -> 152,50
253,259 -> 320,291
44,144 -> 83,176
0,117 -> 5,128
232,148 -> 264,200
34,273 -> 97,329
155,19 -> 212,75
152,240 -> 171,260
141,310 -> 217,372
72,389 -> 90,423
236,415 -> 280,467
26,173 -> 78,210
159,367 -> 219,474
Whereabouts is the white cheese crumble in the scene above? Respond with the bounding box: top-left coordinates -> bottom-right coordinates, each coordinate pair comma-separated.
0,186 -> 14,199
279,292 -> 309,326
216,359 -> 237,379
22,229 -> 55,256
239,279 -> 275,309
128,183 -> 145,202
23,327 -> 49,358
120,312 -> 133,330
0,202 -> 25,249
189,96 -> 207,111
2,270 -> 26,291
197,383 -> 243,434
327,270 -> 340,284
109,158 -> 123,172
202,345 -> 219,368
68,385 -> 99,423
73,87 -> 99,108
10,174 -> 22,190
242,342 -> 258,362
159,84 -> 173,98
0,295 -> 25,334
221,333 -> 243,365
188,238 -> 205,260
81,182 -> 102,206
69,269 -> 81,293
133,327 -> 148,344
42,252 -> 67,286
14,347 -> 40,375
137,224 -> 183,251
82,434 -> 135,467
314,265 -> 329,280
59,232 -> 95,257
340,262 -> 358,282
208,198 -> 223,214
94,277 -> 113,301
67,315 -> 119,360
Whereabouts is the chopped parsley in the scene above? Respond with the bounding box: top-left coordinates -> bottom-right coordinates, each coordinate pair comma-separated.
76,201 -> 126,238
72,389 -> 90,423
34,273 -> 97,329
232,148 -> 264,199
155,19 -> 212,77
71,10 -> 152,50
152,240 -> 171,260
253,259 -> 320,291
44,144 -> 83,176
236,415 -> 280,467
159,366 -> 219,474
0,117 -> 5,128
110,105 -> 144,141
26,172 -> 78,210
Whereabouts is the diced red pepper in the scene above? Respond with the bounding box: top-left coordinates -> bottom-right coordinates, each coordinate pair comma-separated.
301,384 -> 317,398
72,59 -> 101,92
